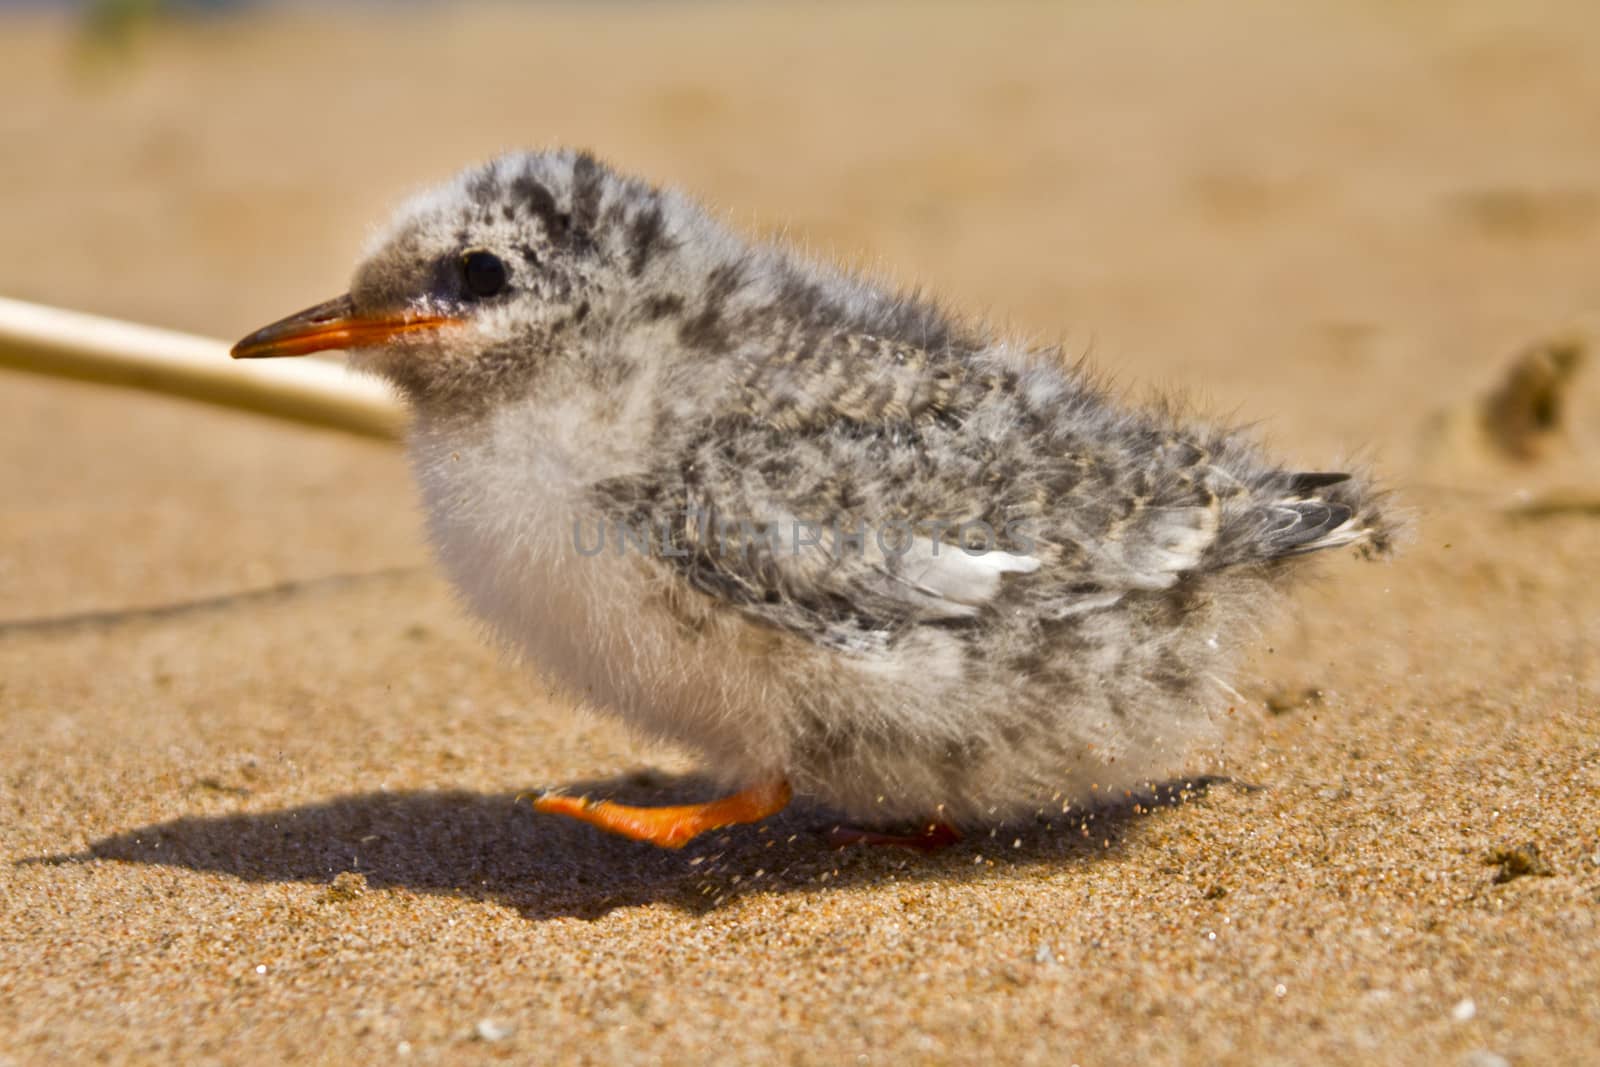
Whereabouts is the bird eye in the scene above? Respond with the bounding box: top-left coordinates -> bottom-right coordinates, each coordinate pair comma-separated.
460,249 -> 509,298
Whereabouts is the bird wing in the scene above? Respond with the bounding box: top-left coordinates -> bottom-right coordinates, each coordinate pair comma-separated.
589,328 -> 1236,651
591,437 -> 1041,653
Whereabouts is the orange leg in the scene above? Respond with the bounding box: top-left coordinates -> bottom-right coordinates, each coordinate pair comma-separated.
530,779 -> 792,849
828,822 -> 962,852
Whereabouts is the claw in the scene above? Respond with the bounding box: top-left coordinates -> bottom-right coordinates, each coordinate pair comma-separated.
828,822 -> 962,852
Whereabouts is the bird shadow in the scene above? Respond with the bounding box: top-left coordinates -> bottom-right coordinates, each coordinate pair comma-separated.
21,772 -> 1245,921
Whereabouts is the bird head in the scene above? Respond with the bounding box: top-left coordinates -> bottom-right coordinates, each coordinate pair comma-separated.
232,149 -> 669,411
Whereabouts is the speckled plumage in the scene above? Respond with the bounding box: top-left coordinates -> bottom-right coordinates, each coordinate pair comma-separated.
337,149 -> 1395,825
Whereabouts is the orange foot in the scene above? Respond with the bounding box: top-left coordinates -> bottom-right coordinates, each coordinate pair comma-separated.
530,779 -> 792,849
828,821 -> 962,852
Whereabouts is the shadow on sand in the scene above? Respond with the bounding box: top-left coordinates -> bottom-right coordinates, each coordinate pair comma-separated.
24,772 -> 1244,921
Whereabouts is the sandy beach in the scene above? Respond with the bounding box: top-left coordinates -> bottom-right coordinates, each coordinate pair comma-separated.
2,2 -> 1597,1063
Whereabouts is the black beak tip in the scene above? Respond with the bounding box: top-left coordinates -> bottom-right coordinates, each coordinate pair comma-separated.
229,293 -> 357,360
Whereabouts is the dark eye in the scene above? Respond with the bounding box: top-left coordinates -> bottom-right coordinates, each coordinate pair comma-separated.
460,249 -> 509,298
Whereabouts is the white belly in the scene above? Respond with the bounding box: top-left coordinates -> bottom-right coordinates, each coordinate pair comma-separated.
406,404 -> 795,779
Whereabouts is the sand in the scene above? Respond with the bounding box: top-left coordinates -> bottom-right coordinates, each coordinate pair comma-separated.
2,2 -> 1597,1063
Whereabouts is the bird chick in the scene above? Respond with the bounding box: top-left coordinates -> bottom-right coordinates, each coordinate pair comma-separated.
234,149 -> 1396,848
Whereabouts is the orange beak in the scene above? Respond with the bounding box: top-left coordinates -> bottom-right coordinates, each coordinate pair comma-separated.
231,294 -> 459,359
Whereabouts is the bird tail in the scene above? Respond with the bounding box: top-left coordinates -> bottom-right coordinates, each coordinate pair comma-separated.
1256,471 -> 1393,560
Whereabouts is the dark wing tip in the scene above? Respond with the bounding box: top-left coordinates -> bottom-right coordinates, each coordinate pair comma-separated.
1263,500 -> 1357,558
1285,471 -> 1352,494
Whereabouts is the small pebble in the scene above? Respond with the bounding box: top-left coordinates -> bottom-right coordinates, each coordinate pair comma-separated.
324,871 -> 368,902
1452,998 -> 1477,1022
475,1018 -> 515,1042
1486,842 -> 1553,884
1460,1052 -> 1510,1067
